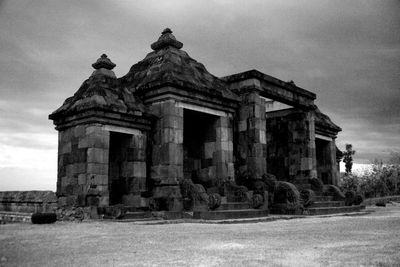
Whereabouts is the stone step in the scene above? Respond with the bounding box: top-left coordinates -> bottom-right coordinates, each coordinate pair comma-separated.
217,202 -> 251,210
296,184 -> 312,190
295,179 -> 310,184
314,196 -> 333,201
121,211 -> 152,220
311,201 -> 345,208
306,205 -> 365,216
124,206 -> 146,212
193,209 -> 268,220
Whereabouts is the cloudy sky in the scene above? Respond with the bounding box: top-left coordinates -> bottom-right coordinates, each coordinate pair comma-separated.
0,0 -> 399,190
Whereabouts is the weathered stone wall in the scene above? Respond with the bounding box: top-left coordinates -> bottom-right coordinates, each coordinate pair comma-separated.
57,123 -> 149,209
236,91 -> 267,179
266,110 -> 317,183
57,123 -> 110,208
0,191 -> 57,213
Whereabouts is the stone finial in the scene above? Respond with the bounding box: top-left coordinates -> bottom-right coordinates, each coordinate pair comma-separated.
151,28 -> 183,51
92,54 -> 116,70
162,28 -> 173,34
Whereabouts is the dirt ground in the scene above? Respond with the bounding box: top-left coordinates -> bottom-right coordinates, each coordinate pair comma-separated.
1,204 -> 400,267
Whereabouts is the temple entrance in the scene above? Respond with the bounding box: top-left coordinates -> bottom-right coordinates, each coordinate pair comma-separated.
183,109 -> 218,187
316,137 -> 331,184
108,131 -> 131,205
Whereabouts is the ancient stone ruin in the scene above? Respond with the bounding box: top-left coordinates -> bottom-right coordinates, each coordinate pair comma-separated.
49,28 -> 363,219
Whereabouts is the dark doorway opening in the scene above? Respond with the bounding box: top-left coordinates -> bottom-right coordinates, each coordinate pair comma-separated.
183,109 -> 217,184
109,132 -> 131,205
316,138 -> 331,184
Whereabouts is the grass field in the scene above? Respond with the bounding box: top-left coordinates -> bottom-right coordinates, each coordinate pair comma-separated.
1,204 -> 400,266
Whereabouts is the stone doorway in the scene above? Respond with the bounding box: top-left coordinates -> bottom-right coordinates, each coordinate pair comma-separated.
108,131 -> 132,205
183,109 -> 218,187
316,138 -> 331,184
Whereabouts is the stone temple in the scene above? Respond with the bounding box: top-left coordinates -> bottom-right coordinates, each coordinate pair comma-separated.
50,29 -> 361,219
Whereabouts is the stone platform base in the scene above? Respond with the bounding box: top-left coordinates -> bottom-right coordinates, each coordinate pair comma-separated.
193,209 -> 269,220
307,205 -> 366,215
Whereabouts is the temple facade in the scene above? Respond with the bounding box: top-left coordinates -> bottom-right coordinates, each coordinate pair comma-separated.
49,29 -> 342,214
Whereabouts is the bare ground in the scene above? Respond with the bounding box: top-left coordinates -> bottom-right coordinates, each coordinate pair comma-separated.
1,204 -> 400,267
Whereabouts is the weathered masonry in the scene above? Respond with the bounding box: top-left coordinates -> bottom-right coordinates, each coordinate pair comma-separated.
50,29 -> 346,217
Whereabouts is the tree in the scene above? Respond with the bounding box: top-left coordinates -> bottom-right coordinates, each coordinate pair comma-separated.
343,144 -> 356,174
388,151 -> 400,165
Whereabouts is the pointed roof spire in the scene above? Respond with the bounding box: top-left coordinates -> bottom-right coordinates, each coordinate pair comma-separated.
92,54 -> 116,70
151,28 -> 183,51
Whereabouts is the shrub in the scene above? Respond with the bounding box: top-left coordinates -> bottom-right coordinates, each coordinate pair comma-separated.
208,193 -> 222,210
339,163 -> 400,199
31,213 -> 57,224
252,180 -> 267,195
234,185 -> 248,202
180,179 -> 209,208
262,173 -> 277,194
353,194 -> 364,205
274,181 -> 300,205
251,194 -> 264,209
309,177 -> 323,192
323,185 -> 345,201
345,191 -> 355,206
340,174 -> 359,193
300,189 -> 315,207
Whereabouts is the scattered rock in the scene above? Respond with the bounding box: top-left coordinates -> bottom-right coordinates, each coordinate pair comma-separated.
376,201 -> 386,207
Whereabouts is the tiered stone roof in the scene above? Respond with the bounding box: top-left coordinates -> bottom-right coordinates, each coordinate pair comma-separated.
49,54 -> 145,120
50,28 -> 341,137
119,28 -> 239,102
51,28 -> 240,122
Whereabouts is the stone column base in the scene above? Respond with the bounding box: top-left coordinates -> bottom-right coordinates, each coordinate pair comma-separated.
152,185 -> 183,211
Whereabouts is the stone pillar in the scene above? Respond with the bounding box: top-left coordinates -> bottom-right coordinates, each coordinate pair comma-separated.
329,139 -> 339,186
150,100 -> 183,211
57,123 -> 110,208
288,111 -> 317,183
121,132 -> 147,207
237,91 -> 267,179
214,116 -> 235,181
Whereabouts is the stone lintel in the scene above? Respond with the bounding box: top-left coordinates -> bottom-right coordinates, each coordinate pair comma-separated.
315,126 -> 339,139
223,69 -> 316,100
175,102 -> 228,117
315,134 -> 333,142
265,108 -> 301,119
230,83 -> 314,110
261,96 -> 294,113
140,86 -> 239,110
104,125 -> 143,136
